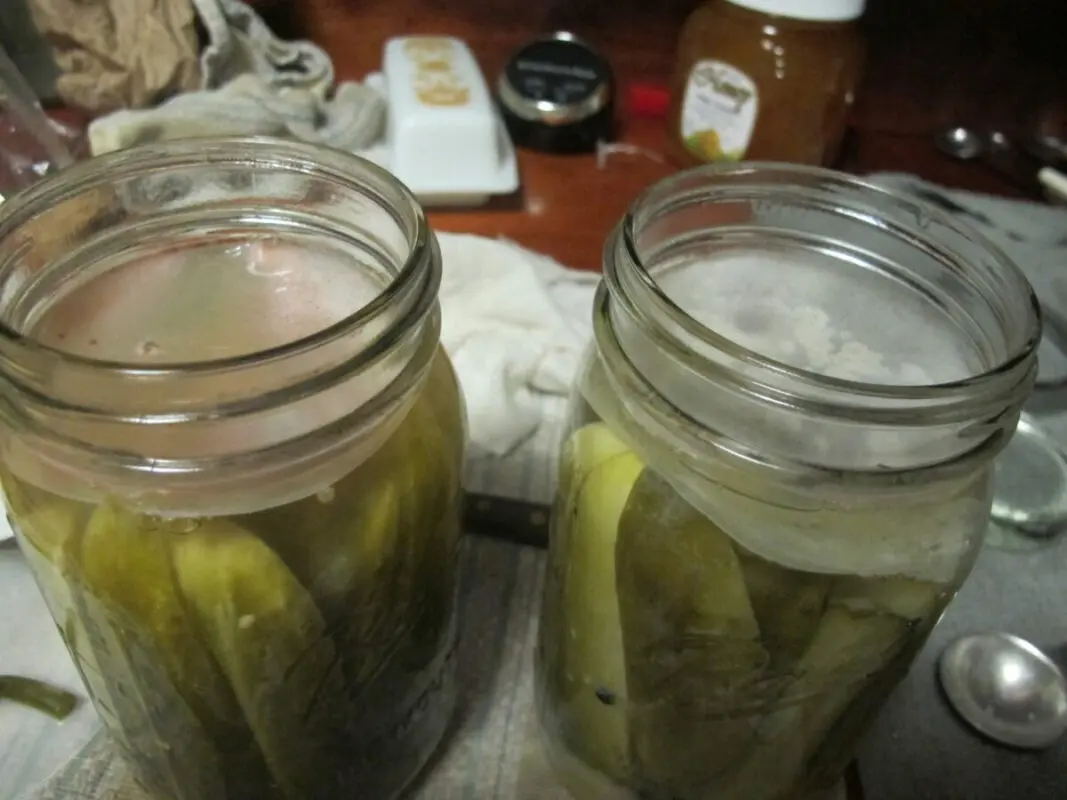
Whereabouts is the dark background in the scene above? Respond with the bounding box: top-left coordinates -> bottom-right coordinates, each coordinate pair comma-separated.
254,0 -> 1067,139
3,0 -> 1063,266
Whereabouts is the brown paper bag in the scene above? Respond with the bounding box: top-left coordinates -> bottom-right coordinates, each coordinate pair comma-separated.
27,0 -> 200,113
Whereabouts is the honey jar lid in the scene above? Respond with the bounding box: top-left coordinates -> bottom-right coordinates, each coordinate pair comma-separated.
725,0 -> 866,21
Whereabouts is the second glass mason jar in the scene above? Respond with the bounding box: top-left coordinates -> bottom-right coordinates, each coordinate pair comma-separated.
0,138 -> 466,799
536,164 -> 1040,800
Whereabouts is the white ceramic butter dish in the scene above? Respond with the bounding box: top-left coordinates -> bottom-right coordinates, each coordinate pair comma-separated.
357,36 -> 520,208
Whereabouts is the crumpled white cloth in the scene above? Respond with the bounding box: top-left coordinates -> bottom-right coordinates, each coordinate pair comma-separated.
437,233 -> 597,456
87,0 -> 385,155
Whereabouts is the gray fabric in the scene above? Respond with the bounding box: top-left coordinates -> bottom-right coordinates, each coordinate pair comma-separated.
857,173 -> 1067,799
86,0 -> 385,156
857,524 -> 1067,800
869,173 -> 1067,387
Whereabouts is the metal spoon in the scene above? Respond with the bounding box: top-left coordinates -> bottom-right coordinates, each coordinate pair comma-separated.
935,126 -> 1067,201
935,126 -> 986,161
1020,135 -> 1067,169
939,632 -> 1067,750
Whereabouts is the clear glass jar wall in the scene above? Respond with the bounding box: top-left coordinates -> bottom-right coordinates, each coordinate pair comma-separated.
0,138 -> 466,800
536,164 -> 1040,800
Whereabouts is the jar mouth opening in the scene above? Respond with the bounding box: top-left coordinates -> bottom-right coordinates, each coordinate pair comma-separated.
617,162 -> 1042,405
0,137 -> 445,514
0,136 -> 433,376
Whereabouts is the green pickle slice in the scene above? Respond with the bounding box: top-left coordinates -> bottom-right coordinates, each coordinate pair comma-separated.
551,423 -> 641,783
736,550 -> 831,675
615,468 -> 770,797
546,422 -> 949,800
239,356 -> 462,722
77,503 -> 264,799
3,353 -> 464,800
0,675 -> 78,720
2,480 -> 163,784
172,517 -> 347,797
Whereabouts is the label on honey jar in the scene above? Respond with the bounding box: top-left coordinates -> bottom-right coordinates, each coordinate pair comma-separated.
680,60 -> 758,162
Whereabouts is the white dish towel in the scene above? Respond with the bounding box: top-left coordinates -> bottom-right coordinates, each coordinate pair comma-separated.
437,233 -> 597,456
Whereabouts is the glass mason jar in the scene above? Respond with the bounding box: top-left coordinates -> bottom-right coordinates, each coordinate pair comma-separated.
536,164 -> 1040,800
0,137 -> 466,800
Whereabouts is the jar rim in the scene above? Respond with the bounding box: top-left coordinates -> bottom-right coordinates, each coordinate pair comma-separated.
0,136 -> 445,515
0,136 -> 433,376
594,162 -> 1041,479
616,162 -> 1041,407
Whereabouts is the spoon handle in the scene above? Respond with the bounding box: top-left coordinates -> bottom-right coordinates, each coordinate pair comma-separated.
1038,166 -> 1067,203
1020,138 -> 1067,170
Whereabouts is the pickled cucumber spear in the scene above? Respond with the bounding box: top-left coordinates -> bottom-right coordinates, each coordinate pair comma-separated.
0,480 -> 101,721
736,550 -> 831,675
549,423 -> 641,783
714,575 -> 943,799
239,352 -> 461,688
615,468 -> 770,797
172,518 -> 348,798
77,503 -> 258,799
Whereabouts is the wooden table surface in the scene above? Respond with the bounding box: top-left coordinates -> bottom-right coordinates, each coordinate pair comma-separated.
250,0 -> 1067,271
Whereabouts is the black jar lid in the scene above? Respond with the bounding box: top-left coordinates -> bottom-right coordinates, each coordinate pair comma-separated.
496,32 -> 615,154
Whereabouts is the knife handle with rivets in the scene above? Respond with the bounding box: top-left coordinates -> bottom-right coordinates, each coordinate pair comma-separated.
463,493 -> 551,548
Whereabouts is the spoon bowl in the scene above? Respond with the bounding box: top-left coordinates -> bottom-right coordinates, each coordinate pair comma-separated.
940,632 -> 1067,750
935,126 -> 985,160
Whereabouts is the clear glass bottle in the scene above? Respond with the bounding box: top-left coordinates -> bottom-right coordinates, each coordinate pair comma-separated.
536,164 -> 1040,800
0,137 -> 466,800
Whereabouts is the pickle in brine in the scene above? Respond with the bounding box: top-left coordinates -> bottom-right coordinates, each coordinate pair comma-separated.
172,517 -> 349,798
615,469 -> 769,797
736,550 -> 831,674
241,352 -> 461,694
721,589 -> 917,800
550,423 -> 642,783
77,503 -> 255,798
830,574 -> 946,623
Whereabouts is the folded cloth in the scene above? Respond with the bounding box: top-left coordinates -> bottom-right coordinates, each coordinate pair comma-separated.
437,233 -> 597,456
87,0 -> 385,155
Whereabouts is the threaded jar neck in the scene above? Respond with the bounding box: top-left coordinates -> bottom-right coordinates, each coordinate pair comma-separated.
596,163 -> 1041,479
0,137 -> 441,514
